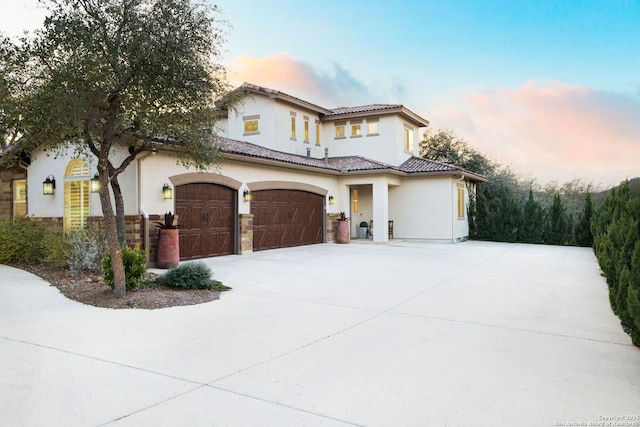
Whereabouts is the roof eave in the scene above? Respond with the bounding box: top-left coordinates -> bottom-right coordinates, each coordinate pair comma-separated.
322,107 -> 429,127
404,170 -> 488,182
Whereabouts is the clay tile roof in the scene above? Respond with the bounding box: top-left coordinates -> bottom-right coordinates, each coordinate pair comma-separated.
214,138 -> 486,180
328,156 -> 394,171
399,157 -> 487,181
216,138 -> 396,173
398,156 -> 460,173
327,104 -> 403,115
215,137 -> 341,171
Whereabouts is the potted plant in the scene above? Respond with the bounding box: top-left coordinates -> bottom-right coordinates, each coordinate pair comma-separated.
336,211 -> 350,244
155,211 -> 180,268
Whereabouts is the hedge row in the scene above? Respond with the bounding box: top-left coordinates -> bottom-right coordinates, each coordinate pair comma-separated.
591,182 -> 640,346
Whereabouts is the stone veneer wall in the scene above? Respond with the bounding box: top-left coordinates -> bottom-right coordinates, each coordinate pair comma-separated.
86,215 -> 146,250
239,213 -> 253,255
326,213 -> 340,243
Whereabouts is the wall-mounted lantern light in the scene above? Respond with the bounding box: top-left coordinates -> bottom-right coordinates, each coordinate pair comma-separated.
243,189 -> 252,202
42,175 -> 56,195
328,195 -> 335,205
162,183 -> 173,200
90,173 -> 101,193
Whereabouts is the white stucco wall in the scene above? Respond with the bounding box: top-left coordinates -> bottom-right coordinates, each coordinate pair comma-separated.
452,181 -> 471,241
388,176 -> 456,242
226,95 -> 277,149
324,115 -> 421,166
225,91 -> 425,168
225,96 -> 326,160
138,152 -> 342,218
27,146 -> 138,219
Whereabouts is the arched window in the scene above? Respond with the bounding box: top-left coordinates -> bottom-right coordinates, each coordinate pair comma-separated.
64,159 -> 90,230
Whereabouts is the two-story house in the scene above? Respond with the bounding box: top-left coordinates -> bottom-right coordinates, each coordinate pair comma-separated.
1,82 -> 486,264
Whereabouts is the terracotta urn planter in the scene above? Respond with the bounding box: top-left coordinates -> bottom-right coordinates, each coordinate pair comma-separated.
155,212 -> 180,269
336,212 -> 350,244
157,228 -> 179,268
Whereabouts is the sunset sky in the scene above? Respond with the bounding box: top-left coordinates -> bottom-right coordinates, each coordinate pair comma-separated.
3,0 -> 639,187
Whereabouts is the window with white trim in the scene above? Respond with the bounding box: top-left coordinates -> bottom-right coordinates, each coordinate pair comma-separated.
351,120 -> 362,137
243,115 -> 260,135
335,121 -> 346,139
404,125 -> 414,151
304,116 -> 310,143
367,118 -> 379,136
290,112 -> 297,140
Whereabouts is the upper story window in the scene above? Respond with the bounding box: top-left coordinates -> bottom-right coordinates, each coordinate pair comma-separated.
304,116 -> 310,143
335,121 -> 346,139
367,118 -> 379,136
290,111 -> 297,140
404,125 -> 414,152
351,120 -> 362,138
243,115 -> 260,135
315,120 -> 320,146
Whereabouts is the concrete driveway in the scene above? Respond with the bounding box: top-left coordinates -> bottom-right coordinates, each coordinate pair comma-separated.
1,241 -> 639,426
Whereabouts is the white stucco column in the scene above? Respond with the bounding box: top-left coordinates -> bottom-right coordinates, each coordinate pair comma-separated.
372,178 -> 389,243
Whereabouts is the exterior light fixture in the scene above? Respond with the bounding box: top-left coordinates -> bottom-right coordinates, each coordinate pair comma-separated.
42,175 -> 55,195
90,173 -> 101,193
328,195 -> 335,205
162,183 -> 173,200
243,189 -> 252,202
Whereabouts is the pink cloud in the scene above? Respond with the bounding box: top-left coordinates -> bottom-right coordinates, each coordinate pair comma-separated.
432,80 -> 640,185
227,52 -> 374,107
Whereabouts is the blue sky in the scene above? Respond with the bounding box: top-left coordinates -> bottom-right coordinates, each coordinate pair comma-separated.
3,0 -> 639,186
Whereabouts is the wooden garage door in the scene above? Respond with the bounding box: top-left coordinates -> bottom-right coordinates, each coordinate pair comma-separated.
251,190 -> 324,251
175,183 -> 236,260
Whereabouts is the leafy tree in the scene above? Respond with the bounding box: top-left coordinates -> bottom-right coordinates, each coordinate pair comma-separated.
1,0 -> 230,297
420,128 -> 494,176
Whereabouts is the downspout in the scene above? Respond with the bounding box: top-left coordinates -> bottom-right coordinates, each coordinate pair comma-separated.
137,150 -> 156,266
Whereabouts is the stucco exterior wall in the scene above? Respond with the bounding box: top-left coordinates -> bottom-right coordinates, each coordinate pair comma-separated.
323,115 -> 422,166
388,176 -> 456,242
452,181 -> 470,241
226,96 -> 326,160
27,147 -> 138,219
139,152 -> 342,218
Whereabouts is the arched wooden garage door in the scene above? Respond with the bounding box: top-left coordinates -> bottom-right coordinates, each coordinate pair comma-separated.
175,183 -> 236,260
251,190 -> 324,251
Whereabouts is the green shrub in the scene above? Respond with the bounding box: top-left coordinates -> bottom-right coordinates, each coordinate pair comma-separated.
0,220 -> 48,264
65,227 -> 106,275
162,262 -> 230,291
102,245 -> 147,291
41,228 -> 70,268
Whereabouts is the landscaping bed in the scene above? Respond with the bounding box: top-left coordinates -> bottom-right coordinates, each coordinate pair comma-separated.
11,263 -> 221,310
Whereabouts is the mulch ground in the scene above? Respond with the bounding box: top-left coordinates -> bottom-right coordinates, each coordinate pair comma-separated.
10,263 -> 221,309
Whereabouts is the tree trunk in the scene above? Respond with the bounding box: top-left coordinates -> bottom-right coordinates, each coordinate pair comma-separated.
98,168 -> 126,298
110,175 -> 127,245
